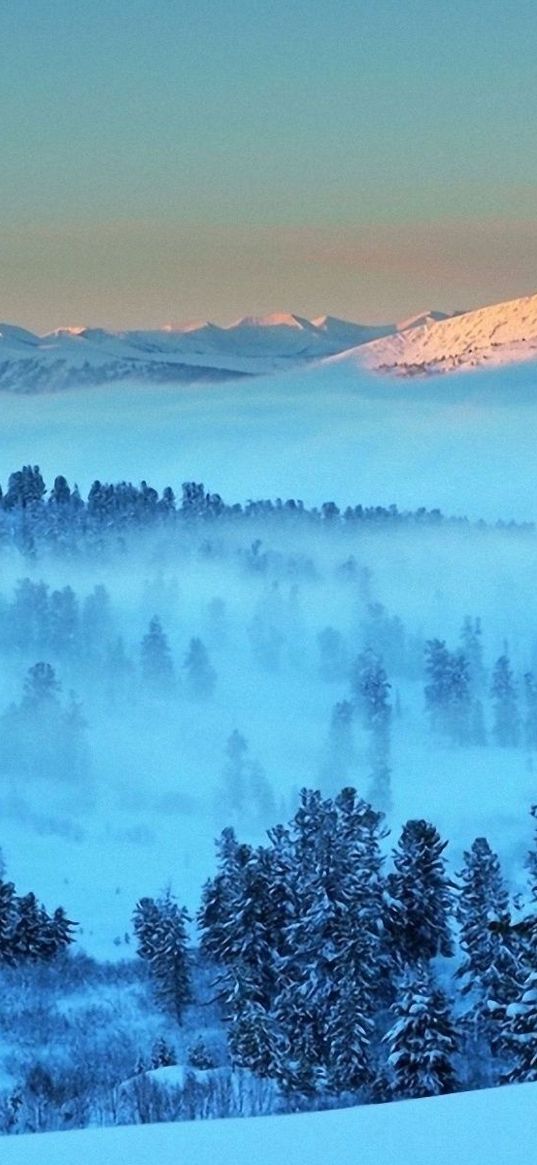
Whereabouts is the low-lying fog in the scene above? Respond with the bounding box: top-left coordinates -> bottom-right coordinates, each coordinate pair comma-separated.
0,359 -> 537,957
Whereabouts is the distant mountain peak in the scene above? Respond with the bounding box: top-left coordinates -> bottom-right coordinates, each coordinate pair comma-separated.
228,312 -> 313,331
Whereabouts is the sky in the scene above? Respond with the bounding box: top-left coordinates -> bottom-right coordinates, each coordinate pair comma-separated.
1,0 -> 537,330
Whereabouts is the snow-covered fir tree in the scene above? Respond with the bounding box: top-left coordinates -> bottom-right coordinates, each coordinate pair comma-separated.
386,819 -> 455,966
455,837 -> 521,1064
133,891 -> 191,1020
383,963 -> 460,1098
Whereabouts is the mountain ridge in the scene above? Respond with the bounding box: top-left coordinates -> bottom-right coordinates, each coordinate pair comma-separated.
340,291 -> 537,376
2,293 -> 537,390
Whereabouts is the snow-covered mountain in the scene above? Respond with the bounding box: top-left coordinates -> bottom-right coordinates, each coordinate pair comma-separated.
338,292 -> 537,377
0,311 -> 449,392
5,293 -> 537,390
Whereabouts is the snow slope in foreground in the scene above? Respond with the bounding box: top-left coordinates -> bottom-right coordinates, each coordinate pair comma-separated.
2,1082 -> 535,1164
339,291 -> 537,376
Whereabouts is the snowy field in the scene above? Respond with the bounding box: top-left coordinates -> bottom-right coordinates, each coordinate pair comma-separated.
2,1081 -> 536,1165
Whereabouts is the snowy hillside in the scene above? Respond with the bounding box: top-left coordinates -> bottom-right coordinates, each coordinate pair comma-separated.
342,292 -> 537,377
3,1082 -> 536,1164
0,310 -> 456,392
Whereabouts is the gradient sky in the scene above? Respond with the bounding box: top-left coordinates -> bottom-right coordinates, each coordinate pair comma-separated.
2,0 -> 537,330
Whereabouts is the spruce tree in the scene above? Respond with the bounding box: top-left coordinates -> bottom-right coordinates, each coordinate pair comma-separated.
456,837 -> 510,995
133,891 -> 191,1020
383,963 -> 459,1098
455,837 -> 518,1054
386,819 -> 455,966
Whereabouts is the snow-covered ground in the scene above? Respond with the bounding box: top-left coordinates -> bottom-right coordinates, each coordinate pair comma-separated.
2,1081 -> 536,1164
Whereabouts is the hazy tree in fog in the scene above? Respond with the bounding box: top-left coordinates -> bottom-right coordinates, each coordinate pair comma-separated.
361,602 -> 406,676
491,654 -> 520,747
48,586 -> 80,656
140,616 -> 176,694
460,616 -> 486,694
22,662 -> 61,709
319,700 -> 355,793
424,640 -> 474,745
205,596 -> 227,647
523,673 -> 537,752
0,663 -> 88,784
9,578 -> 49,653
105,636 -> 134,705
216,730 -> 275,826
247,585 -> 285,672
352,649 -> 392,810
183,636 -> 216,700
81,584 -> 112,662
317,626 -> 348,682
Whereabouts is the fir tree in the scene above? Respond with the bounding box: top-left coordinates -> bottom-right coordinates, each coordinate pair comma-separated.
455,837 -> 518,1053
386,819 -> 455,965
456,837 -> 510,994
383,963 -> 459,1098
197,828 -> 252,967
11,893 -> 46,962
133,891 -> 190,1021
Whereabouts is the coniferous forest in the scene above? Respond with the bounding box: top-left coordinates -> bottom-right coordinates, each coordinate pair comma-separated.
1,465 -> 537,1134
